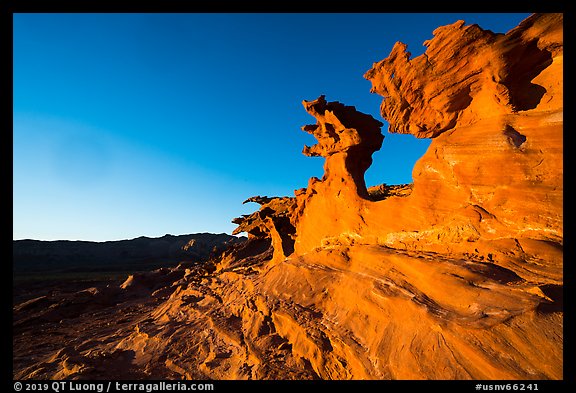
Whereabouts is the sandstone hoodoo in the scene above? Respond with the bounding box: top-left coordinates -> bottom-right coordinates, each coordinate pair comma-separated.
13,13 -> 562,380
294,95 -> 386,254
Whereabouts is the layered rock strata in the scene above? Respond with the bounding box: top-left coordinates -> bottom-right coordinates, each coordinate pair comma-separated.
13,13 -> 563,380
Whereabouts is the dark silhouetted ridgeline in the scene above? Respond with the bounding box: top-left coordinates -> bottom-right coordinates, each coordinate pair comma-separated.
13,233 -> 246,274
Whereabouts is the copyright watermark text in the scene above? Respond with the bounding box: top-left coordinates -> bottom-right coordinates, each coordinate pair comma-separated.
13,382 -> 214,393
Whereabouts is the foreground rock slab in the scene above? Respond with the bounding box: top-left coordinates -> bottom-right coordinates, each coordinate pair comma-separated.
13,13 -> 562,380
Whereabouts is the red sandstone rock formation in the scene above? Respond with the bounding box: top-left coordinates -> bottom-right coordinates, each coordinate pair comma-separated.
13,13 -> 563,380
293,96 -> 384,254
362,13 -> 562,281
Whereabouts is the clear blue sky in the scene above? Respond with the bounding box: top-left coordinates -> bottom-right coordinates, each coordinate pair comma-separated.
13,13 -> 530,241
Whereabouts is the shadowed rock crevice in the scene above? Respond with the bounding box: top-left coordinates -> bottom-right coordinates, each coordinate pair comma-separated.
503,125 -> 527,148
500,25 -> 553,111
536,284 -> 563,313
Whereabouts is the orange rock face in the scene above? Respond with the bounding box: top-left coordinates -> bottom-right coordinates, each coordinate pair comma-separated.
362,13 -> 562,273
365,14 -> 562,137
13,13 -> 562,380
293,96 -> 384,254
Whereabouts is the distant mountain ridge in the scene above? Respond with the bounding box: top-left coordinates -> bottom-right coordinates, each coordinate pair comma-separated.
13,14 -> 563,380
13,233 -> 246,273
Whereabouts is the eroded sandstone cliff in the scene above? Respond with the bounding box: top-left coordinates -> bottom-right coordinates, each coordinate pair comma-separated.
362,13 -> 562,282
13,13 -> 563,380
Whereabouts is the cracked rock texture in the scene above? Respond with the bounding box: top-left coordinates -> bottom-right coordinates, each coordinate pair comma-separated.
14,13 -> 562,380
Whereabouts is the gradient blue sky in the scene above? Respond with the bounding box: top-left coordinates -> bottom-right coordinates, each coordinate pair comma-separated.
13,13 -> 530,241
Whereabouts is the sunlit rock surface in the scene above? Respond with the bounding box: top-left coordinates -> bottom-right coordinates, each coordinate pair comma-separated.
14,13 -> 562,380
